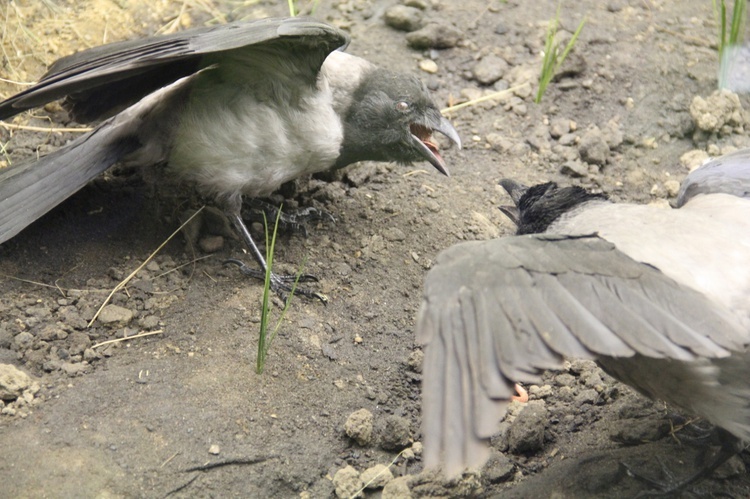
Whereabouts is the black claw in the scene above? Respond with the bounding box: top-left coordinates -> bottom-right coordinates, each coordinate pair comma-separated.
223,259 -> 327,304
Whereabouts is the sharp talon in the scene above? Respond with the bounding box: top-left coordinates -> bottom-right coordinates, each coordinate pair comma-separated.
224,258 -> 324,303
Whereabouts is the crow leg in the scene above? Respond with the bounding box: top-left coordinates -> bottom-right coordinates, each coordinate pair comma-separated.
225,206 -> 327,303
621,429 -> 744,497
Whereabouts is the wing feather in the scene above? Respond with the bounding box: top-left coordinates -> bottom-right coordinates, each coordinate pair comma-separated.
0,17 -> 347,122
418,234 -> 748,477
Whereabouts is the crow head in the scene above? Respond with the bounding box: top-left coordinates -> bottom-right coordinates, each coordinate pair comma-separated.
336,70 -> 460,174
499,179 -> 608,235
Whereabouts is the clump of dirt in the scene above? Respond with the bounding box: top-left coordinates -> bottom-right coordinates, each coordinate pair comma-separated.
1,0 -> 749,498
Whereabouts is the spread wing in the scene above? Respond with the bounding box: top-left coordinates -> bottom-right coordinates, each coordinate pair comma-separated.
416,234 -> 748,477
0,17 -> 348,122
677,148 -> 750,206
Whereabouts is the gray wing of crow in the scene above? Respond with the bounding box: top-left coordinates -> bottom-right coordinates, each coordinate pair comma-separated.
416,233 -> 748,477
0,17 -> 348,122
0,17 -> 347,244
0,117 -> 139,244
677,148 -> 750,206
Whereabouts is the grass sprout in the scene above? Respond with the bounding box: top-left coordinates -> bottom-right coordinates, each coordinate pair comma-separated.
535,11 -> 585,104
287,0 -> 321,16
257,206 -> 305,374
717,0 -> 746,60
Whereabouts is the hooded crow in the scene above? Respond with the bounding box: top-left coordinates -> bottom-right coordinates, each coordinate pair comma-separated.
416,152 -> 750,482
0,17 -> 460,297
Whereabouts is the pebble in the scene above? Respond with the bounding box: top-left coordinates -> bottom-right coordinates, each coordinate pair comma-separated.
679,149 -> 709,171
14,332 -> 35,350
578,127 -> 610,165
208,444 -> 220,455
418,59 -> 438,74
384,5 -> 423,32
407,349 -> 423,373
98,304 -> 134,325
344,408 -> 374,446
360,463 -> 393,489
549,117 -> 572,138
0,364 -> 31,401
472,55 -> 509,85
381,476 -> 412,498
507,402 -> 547,454
484,453 -> 515,483
333,465 -> 364,499
664,179 -> 681,197
560,160 -> 588,178
379,415 -> 411,451
690,89 -> 746,133
406,22 -> 463,49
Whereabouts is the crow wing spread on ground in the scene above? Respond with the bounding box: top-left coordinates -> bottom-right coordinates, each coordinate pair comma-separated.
417,152 -> 750,477
0,18 -> 346,245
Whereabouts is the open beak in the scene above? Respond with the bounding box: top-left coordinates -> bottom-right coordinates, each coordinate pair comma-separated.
498,179 -> 529,227
410,116 -> 461,176
499,179 -> 529,206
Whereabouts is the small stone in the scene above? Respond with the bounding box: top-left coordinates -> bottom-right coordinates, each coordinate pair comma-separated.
560,160 -> 588,178
333,465 -> 364,499
83,348 -> 101,362
407,349 -> 423,373
0,364 -> 32,401
379,415 -> 411,451
484,453 -> 515,483
549,117 -> 572,138
382,476 -> 412,499
418,59 -> 438,74
472,55 -> 509,86
406,22 -> 463,50
98,305 -> 134,325
664,180 -> 681,197
690,89 -> 746,133
13,332 -> 34,349
507,402 -> 547,454
208,444 -> 220,455
68,331 -> 92,356
345,408 -> 374,446
384,5 -> 423,32
679,149 -> 709,172
361,463 -> 394,489
61,362 -> 89,377
383,227 -> 406,242
578,127 -> 610,166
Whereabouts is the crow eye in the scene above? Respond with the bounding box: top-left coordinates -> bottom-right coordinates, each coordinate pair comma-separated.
396,101 -> 410,112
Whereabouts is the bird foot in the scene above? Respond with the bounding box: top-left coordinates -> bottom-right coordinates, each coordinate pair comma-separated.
224,259 -> 328,304
242,199 -> 335,237
620,431 -> 742,498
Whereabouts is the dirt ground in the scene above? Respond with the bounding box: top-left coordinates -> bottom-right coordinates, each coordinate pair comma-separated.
1,0 -> 749,497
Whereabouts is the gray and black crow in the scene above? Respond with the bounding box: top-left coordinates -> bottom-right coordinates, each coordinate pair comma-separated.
416,152 -> 750,483
0,17 -> 460,297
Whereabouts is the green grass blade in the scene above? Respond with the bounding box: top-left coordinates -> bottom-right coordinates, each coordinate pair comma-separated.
256,207 -> 283,374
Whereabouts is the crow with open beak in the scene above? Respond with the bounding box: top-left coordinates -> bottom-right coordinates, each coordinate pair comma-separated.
416,152 -> 750,493
0,17 -> 460,298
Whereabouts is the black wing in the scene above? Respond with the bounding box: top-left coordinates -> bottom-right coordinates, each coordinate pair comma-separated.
0,17 -> 348,122
416,234 -> 748,477
677,148 -> 750,206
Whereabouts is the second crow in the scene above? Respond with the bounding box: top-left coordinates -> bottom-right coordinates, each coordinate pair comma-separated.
417,152 -> 750,487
